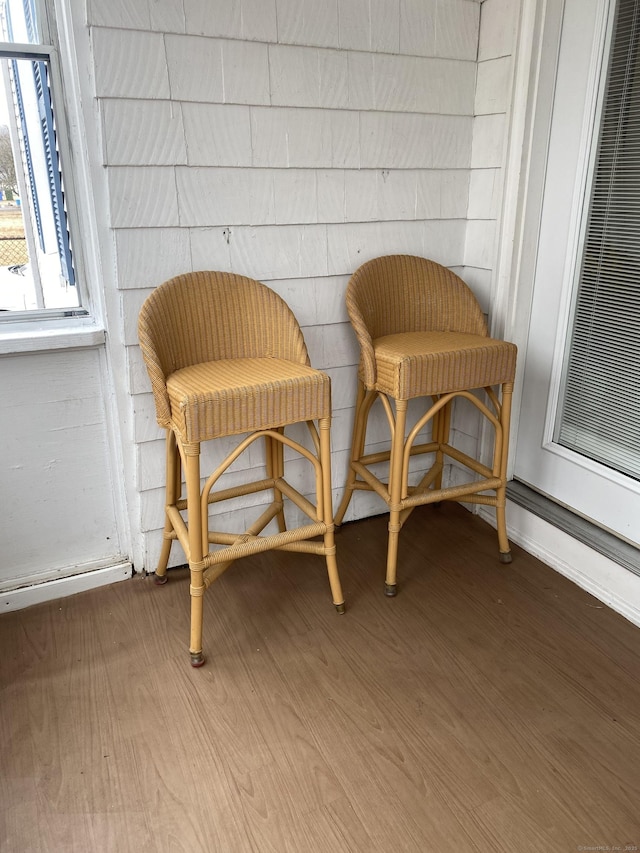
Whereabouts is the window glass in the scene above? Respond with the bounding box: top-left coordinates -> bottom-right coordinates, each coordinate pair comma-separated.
555,0 -> 640,479
0,0 -> 81,315
1,0 -> 40,44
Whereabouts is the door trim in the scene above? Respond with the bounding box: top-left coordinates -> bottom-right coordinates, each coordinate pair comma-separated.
489,0 -> 566,472
482,0 -> 640,623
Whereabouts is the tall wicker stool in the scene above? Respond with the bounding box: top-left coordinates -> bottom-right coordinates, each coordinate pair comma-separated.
138,271 -> 345,666
334,255 -> 517,596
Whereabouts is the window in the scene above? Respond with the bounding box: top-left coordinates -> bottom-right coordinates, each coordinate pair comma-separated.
0,0 -> 83,316
555,0 -> 640,480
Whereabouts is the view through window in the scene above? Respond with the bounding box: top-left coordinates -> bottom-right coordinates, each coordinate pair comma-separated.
0,0 -> 80,314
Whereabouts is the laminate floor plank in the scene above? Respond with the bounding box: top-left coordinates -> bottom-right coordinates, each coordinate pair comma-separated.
1,504 -> 640,851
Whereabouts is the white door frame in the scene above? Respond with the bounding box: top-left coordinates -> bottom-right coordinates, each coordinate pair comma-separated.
482,0 -> 640,627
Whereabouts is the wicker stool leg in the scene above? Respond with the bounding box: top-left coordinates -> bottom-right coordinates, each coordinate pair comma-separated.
335,380 -> 368,526
265,432 -> 287,533
155,430 -> 179,585
432,398 -> 452,495
185,449 -> 206,667
385,400 -> 408,597
497,382 -> 514,563
319,417 -> 345,613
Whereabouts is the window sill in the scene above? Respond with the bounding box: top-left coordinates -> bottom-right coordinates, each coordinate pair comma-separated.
0,317 -> 106,355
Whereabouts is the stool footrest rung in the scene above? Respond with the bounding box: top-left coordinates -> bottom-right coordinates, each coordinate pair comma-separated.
351,460 -> 390,502
166,504 -> 189,554
176,477 -> 279,512
208,533 -> 327,557
400,477 -> 503,510
275,478 -> 318,521
203,522 -> 327,568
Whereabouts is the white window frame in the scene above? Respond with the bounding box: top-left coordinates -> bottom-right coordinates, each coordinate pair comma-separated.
0,0 -> 105,351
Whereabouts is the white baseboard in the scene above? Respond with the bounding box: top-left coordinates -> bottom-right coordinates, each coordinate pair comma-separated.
478,501 -> 640,629
1,562 -> 133,613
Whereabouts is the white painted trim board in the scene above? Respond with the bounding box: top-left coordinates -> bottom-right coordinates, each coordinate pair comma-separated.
1,562 -> 133,613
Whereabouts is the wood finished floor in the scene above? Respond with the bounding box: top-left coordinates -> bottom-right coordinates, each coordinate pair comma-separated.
1,503 -> 640,852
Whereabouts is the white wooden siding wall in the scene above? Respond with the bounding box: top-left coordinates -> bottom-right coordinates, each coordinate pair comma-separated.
450,0 -> 520,492
465,0 -> 519,296
86,0 -> 487,571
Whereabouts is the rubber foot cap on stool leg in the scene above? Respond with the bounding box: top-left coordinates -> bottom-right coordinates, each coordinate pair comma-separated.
384,582 -> 398,597
499,551 -> 513,564
335,602 -> 346,615
190,652 -> 205,668
154,573 -> 168,586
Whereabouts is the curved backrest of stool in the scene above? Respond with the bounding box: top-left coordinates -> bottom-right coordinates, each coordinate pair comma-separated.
346,255 -> 489,389
138,270 -> 310,429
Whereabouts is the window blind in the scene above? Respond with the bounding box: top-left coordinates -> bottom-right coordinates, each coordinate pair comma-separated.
555,0 -> 640,480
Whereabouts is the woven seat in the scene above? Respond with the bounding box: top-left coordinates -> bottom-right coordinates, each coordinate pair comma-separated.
138,271 -> 345,666
335,255 -> 517,595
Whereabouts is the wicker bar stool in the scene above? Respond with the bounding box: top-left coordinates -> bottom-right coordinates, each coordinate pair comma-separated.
335,255 -> 517,596
138,271 -> 345,666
